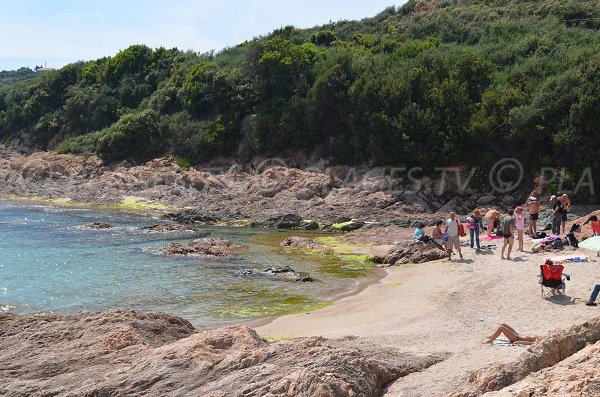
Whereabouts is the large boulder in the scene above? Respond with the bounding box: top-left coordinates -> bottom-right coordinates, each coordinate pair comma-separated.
383,240 -> 448,264
0,311 -> 448,397
263,213 -> 303,229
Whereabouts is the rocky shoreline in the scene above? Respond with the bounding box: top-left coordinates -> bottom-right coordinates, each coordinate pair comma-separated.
0,149 -> 545,230
0,310 -> 446,397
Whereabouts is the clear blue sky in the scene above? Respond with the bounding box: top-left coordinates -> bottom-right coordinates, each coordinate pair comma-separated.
0,0 -> 404,71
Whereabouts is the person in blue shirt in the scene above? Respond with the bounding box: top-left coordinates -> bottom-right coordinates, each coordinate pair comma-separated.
414,223 -> 425,241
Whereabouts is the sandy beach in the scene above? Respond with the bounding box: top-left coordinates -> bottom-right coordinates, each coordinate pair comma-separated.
256,239 -> 600,396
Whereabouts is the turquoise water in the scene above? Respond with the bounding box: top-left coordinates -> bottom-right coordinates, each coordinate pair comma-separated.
0,201 -> 373,327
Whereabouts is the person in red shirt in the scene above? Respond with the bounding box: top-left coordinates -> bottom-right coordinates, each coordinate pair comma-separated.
588,215 -> 600,236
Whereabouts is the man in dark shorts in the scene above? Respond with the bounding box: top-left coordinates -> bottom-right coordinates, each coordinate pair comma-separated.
526,196 -> 540,235
501,209 -> 515,260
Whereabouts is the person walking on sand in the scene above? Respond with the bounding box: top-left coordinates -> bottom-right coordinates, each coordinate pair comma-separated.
500,209 -> 515,260
445,212 -> 463,261
485,208 -> 500,237
483,323 -> 538,345
561,194 -> 571,235
469,209 -> 484,250
515,206 -> 525,252
526,196 -> 540,235
551,195 -> 564,236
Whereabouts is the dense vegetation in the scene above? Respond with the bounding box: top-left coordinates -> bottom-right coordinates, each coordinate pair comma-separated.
0,67 -> 36,88
0,0 -> 599,186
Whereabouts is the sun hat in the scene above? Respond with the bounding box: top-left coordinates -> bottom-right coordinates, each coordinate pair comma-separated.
515,206 -> 524,212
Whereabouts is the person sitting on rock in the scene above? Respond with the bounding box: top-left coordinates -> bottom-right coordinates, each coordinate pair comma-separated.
414,223 -> 425,241
483,323 -> 538,345
586,215 -> 600,236
432,220 -> 445,248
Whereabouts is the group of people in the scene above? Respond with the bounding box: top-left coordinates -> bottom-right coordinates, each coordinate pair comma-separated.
412,194 -> 577,261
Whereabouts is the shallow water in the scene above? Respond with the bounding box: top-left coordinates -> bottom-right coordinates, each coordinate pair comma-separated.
0,201 -> 377,327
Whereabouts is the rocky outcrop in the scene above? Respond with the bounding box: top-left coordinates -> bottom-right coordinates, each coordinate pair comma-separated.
280,236 -> 334,254
84,222 -> 113,229
0,310 -> 448,397
161,208 -> 222,224
447,317 -> 600,397
139,223 -> 197,232
383,240 -> 448,264
158,238 -> 235,257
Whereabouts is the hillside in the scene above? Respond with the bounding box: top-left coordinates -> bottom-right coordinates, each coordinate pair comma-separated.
0,67 -> 37,88
0,0 -> 599,192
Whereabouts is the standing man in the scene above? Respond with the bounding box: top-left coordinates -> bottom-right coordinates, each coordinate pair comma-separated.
526,196 -> 540,235
551,195 -> 564,236
445,212 -> 463,261
500,209 -> 516,260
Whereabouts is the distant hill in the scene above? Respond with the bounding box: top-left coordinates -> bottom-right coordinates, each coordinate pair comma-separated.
0,67 -> 36,88
0,0 -> 599,195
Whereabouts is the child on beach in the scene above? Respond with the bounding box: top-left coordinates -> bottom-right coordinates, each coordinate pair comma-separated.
561,194 -> 571,235
515,206 -> 525,252
414,224 -> 425,241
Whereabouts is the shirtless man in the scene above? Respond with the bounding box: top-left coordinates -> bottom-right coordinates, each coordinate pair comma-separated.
526,196 -> 540,235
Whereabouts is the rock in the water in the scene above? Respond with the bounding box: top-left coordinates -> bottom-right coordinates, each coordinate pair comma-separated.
0,310 -> 447,397
334,220 -> 365,232
84,222 -> 113,229
139,223 -> 197,232
280,236 -> 334,254
159,238 -> 234,257
383,240 -> 448,264
161,209 -> 221,224
263,213 -> 303,229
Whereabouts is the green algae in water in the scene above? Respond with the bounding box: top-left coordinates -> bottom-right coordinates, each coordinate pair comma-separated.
213,293 -> 332,319
250,232 -> 376,278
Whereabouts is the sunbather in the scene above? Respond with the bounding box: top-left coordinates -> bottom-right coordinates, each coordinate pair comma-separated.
483,323 -> 538,345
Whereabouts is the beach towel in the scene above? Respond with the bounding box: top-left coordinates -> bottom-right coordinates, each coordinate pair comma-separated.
494,337 -> 517,346
546,255 -> 589,263
480,235 -> 503,241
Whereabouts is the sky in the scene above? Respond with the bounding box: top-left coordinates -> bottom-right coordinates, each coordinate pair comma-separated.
0,0 -> 405,71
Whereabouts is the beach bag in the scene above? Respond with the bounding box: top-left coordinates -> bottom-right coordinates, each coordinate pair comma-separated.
552,239 -> 563,249
458,222 -> 466,237
417,235 -> 432,242
532,231 -> 546,239
566,234 -> 578,247
532,243 -> 543,253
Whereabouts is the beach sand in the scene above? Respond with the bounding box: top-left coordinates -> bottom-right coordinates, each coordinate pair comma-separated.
256,240 -> 600,396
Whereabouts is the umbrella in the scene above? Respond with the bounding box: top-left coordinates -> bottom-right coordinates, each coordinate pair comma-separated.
578,236 -> 600,256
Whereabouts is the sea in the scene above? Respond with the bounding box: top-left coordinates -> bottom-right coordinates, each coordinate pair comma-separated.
0,200 -> 375,327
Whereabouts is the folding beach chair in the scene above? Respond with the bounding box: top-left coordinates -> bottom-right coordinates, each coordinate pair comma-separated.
538,263 -> 570,298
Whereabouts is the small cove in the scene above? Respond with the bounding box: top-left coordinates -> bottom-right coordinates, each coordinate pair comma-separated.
0,200 -> 381,327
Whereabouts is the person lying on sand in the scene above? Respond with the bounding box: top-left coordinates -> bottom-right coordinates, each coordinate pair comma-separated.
483,323 -> 538,345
